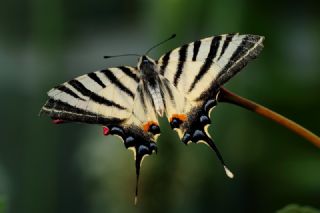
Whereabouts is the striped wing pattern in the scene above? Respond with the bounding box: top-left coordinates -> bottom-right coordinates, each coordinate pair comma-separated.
40,33 -> 265,202
40,66 -> 159,181
158,34 -> 264,102
41,66 -> 140,123
157,34 -> 264,174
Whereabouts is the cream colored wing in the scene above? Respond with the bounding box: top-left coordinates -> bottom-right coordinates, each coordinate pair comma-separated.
157,34 -> 264,177
158,33 -> 264,102
40,66 -> 140,123
40,66 -> 160,202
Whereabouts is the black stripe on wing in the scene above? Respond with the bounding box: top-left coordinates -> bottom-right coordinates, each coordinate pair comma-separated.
118,66 -> 140,83
197,35 -> 264,101
88,72 -> 106,88
54,85 -> 86,101
173,44 -> 188,87
41,98 -> 125,125
101,69 -> 135,98
161,79 -> 175,102
188,35 -> 222,92
137,85 -> 147,114
215,35 -> 263,84
217,34 -> 234,61
159,50 -> 172,75
68,79 -> 126,110
192,40 -> 201,61
43,98 -> 96,116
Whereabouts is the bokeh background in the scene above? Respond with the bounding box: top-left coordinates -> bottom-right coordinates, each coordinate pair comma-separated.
0,0 -> 320,212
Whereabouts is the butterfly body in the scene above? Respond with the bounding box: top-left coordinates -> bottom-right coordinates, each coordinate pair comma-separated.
40,33 -> 264,202
139,55 -> 165,116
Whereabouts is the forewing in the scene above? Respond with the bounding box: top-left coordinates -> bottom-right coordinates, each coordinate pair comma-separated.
40,66 -> 140,124
157,33 -> 264,102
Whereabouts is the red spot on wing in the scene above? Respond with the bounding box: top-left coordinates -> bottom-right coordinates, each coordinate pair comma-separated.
103,126 -> 110,135
52,119 -> 64,124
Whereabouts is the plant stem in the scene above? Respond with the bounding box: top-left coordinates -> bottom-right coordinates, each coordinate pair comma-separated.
217,87 -> 320,148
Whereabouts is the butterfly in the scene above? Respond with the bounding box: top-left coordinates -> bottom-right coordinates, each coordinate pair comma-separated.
40,33 -> 264,203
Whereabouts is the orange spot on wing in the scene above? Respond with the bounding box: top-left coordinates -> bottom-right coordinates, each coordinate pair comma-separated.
170,114 -> 187,122
143,121 -> 158,132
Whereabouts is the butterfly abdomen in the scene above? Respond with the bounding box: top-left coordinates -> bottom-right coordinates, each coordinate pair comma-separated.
148,84 -> 165,116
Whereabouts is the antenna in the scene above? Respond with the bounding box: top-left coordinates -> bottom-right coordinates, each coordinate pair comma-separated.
145,34 -> 176,55
103,34 -> 176,59
103,54 -> 140,59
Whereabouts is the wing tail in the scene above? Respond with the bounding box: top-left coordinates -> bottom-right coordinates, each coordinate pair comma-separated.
177,98 -> 234,178
103,124 -> 159,204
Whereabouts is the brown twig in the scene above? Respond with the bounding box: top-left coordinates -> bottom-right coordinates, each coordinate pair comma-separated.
217,87 -> 320,148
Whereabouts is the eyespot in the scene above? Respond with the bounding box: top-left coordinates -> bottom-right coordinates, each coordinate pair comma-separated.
169,114 -> 187,129
143,121 -> 160,135
149,124 -> 160,135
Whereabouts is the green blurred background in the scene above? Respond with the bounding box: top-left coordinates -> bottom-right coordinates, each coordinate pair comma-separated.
0,0 -> 319,212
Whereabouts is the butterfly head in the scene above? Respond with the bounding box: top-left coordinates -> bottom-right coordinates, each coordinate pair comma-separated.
138,55 -> 156,74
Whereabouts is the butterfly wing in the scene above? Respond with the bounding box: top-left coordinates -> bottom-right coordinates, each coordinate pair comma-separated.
158,33 -> 264,102
40,66 -> 160,201
157,34 -> 264,176
40,66 -> 139,123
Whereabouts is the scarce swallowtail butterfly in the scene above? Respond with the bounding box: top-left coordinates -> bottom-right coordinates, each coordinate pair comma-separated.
40,33 -> 264,203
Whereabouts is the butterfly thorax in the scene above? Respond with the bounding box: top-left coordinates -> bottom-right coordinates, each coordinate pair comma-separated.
138,55 -> 165,117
